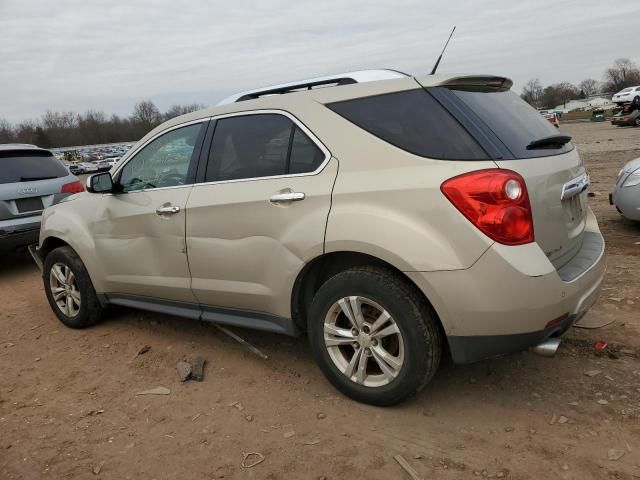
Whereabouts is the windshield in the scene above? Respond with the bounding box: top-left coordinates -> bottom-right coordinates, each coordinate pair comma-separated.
449,88 -> 573,159
0,151 -> 68,184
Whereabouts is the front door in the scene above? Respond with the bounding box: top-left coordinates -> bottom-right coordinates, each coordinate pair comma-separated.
92,121 -> 207,303
186,112 -> 337,320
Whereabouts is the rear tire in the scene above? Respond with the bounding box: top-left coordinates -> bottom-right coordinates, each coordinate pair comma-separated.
307,266 -> 442,406
43,246 -> 103,329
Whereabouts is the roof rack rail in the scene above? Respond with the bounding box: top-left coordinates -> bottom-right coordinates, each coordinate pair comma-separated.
217,69 -> 409,105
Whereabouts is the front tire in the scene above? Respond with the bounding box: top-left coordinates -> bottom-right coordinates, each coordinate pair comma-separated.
307,266 -> 442,406
43,246 -> 103,329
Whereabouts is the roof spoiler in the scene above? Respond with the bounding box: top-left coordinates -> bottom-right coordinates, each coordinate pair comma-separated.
438,75 -> 513,90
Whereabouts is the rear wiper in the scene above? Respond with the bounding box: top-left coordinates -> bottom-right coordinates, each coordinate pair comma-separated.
20,175 -> 57,181
526,135 -> 572,150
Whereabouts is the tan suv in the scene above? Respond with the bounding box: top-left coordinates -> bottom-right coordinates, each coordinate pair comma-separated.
32,70 -> 606,405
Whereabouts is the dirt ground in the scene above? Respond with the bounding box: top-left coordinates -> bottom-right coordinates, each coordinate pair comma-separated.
1,121 -> 640,480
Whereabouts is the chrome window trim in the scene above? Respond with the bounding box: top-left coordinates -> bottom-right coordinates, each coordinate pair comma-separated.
192,109 -> 332,188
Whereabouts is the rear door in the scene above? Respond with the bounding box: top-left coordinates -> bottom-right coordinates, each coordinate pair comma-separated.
437,86 -> 588,269
185,112 -> 337,321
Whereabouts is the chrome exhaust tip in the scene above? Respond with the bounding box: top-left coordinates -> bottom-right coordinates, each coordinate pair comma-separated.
532,338 -> 561,357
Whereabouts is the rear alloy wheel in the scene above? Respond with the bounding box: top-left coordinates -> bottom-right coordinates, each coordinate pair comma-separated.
308,266 -> 442,406
43,246 -> 103,329
324,296 -> 405,387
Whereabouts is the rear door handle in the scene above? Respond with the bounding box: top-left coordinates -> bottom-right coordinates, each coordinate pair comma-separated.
156,205 -> 181,215
270,192 -> 305,203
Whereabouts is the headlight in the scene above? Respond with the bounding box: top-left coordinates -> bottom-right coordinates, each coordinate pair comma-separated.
623,169 -> 640,188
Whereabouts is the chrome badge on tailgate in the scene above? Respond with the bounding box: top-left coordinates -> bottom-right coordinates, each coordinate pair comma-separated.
560,173 -> 589,201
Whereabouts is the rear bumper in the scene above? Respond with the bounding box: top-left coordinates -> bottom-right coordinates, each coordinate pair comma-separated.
0,227 -> 40,253
407,214 -> 606,364
447,312 -> 576,364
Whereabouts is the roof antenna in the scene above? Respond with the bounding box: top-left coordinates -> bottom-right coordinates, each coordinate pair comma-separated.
430,26 -> 456,75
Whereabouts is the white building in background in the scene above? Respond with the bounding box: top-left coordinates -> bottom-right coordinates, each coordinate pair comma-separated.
553,96 -> 614,113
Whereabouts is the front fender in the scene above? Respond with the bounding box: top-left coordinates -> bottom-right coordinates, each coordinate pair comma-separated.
39,196 -> 104,292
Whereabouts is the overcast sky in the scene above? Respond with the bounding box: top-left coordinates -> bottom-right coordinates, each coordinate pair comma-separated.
1,0 -> 639,123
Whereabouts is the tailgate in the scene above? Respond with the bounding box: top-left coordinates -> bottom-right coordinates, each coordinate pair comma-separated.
496,149 -> 587,268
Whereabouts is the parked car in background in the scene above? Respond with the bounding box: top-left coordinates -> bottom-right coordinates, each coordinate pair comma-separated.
1,144 -> 83,253
612,86 -> 640,106
610,103 -> 640,127
610,156 -> 640,221
539,110 -> 560,128
103,157 -> 121,169
96,160 -> 113,171
67,163 -> 83,175
80,162 -> 98,174
32,70 -> 605,405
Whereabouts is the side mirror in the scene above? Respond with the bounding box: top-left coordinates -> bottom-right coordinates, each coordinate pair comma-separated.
86,172 -> 114,193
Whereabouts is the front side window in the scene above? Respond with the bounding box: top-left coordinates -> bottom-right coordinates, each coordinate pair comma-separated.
205,114 -> 325,182
119,123 -> 203,192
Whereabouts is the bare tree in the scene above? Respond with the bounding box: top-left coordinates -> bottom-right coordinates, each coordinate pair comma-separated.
578,78 -> 600,98
521,78 -> 544,107
132,100 -> 161,126
14,120 -> 39,145
164,103 -> 206,121
603,58 -> 640,93
0,118 -> 14,143
538,82 -> 580,109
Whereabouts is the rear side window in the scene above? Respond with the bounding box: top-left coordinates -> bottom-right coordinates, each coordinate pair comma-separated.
0,151 -> 68,184
205,114 -> 325,182
327,89 -> 489,160
450,88 -> 573,158
290,126 -> 325,174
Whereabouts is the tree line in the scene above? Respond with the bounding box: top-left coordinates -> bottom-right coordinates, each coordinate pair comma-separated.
0,101 -> 204,149
521,58 -> 640,109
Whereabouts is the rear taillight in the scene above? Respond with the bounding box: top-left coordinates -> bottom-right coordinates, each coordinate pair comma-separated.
441,169 -> 534,245
61,180 -> 84,194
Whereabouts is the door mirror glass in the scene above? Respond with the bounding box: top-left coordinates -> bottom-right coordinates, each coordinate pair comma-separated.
87,172 -> 114,193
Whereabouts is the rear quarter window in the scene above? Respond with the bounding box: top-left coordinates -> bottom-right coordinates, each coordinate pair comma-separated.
327,89 -> 489,160
449,88 -> 573,159
0,151 -> 68,184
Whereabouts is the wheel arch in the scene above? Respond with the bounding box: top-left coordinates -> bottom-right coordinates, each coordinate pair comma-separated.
40,236 -> 72,259
291,251 -> 447,345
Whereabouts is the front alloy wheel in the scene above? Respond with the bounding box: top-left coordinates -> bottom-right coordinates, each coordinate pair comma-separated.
49,262 -> 81,317
324,296 -> 404,387
43,245 -> 103,329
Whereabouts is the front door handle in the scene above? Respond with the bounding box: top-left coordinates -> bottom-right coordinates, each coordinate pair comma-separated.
156,205 -> 180,215
269,192 -> 305,203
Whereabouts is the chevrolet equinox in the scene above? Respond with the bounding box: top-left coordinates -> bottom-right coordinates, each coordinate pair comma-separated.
32,70 -> 606,405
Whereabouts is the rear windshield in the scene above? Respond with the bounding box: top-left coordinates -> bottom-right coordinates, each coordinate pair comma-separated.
450,88 -> 573,158
0,151 -> 68,184
327,89 -> 489,160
